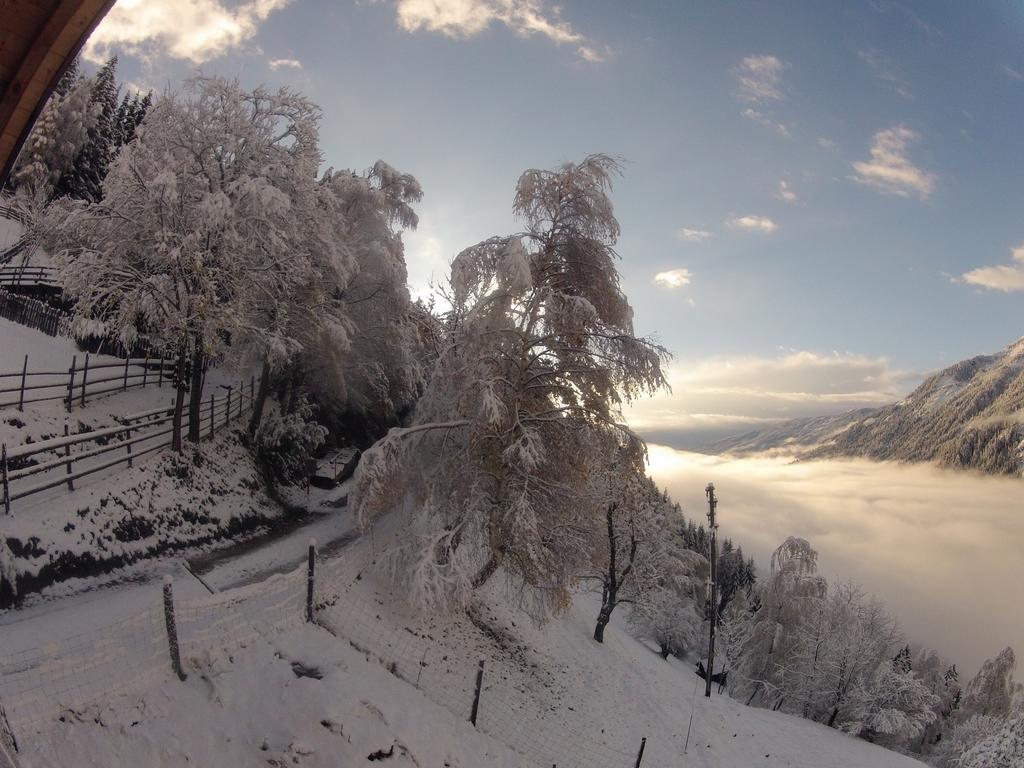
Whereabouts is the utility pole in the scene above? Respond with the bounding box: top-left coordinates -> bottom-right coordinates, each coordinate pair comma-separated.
704,482 -> 719,698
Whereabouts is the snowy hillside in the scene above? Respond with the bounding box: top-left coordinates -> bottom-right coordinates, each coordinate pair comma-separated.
0,316 -> 283,604
705,337 -> 1024,476
7,531 -> 928,768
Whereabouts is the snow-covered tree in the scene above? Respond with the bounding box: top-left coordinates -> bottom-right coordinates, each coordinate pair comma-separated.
39,76 -> 325,451
52,56 -> 120,202
291,161 -> 425,441
841,660 -> 939,743
725,537 -> 827,708
959,647 -> 1017,721
9,62 -> 96,200
956,709 -> 1024,768
351,154 -> 669,616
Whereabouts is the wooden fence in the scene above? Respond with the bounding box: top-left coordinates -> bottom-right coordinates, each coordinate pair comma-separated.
0,290 -> 67,338
0,352 -> 177,412
0,202 -> 28,226
0,266 -> 57,289
1,377 -> 257,514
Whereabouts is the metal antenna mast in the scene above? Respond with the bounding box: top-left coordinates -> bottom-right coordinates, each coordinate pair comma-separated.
704,482 -> 719,698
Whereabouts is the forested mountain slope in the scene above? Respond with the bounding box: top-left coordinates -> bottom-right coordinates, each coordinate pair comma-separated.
707,337 -> 1024,476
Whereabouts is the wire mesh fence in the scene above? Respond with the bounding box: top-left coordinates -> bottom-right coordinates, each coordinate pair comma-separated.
0,545 -> 684,768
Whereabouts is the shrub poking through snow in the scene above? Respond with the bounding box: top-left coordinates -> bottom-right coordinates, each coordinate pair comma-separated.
255,397 -> 327,485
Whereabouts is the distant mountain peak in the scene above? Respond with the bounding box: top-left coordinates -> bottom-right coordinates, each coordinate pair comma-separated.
705,337 -> 1024,477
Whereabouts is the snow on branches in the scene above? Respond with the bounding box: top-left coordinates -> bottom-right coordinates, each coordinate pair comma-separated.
352,155 -> 670,617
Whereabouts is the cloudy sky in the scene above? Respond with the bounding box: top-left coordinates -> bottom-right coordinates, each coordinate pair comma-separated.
82,0 -> 1024,438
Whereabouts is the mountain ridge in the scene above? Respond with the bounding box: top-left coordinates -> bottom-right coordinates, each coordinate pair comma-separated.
704,337 -> 1024,476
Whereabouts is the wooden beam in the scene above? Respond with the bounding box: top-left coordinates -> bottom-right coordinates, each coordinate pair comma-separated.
0,0 -> 117,189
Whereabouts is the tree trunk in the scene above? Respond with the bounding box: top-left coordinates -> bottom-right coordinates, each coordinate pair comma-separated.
171,353 -> 187,453
471,549 -> 503,589
187,348 -> 205,443
248,359 -> 272,436
594,603 -> 613,643
827,707 -> 840,728
659,643 -> 670,660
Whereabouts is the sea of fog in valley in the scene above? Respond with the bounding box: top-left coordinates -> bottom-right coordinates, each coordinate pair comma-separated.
646,445 -> 1024,678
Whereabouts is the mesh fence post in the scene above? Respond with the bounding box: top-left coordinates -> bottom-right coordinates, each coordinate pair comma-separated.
1,444 -> 9,516
17,355 -> 26,411
470,660 -> 485,727
307,539 -> 316,622
162,575 -> 187,681
634,737 -> 647,767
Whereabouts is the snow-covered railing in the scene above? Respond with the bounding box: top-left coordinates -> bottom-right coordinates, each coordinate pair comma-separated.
0,202 -> 28,227
0,266 -> 57,289
0,377 -> 257,514
0,352 -> 175,412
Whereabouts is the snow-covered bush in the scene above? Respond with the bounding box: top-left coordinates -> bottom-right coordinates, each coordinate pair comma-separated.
840,661 -> 939,742
254,398 -> 327,485
956,708 -> 1024,768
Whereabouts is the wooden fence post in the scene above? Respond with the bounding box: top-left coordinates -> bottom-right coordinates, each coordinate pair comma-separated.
122,356 -> 129,391
306,538 -> 316,622
126,423 -> 133,468
1,444 -> 10,516
63,421 -> 74,491
208,394 -> 214,438
66,355 -> 76,412
17,354 -> 27,411
470,660 -> 485,727
157,356 -> 163,388
142,355 -> 149,388
224,387 -> 232,427
634,737 -> 647,768
162,575 -> 187,681
79,352 -> 90,407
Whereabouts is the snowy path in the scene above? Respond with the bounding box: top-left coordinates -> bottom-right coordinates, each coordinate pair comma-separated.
0,500 -> 358,658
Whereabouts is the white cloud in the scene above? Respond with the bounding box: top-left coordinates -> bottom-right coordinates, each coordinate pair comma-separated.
817,137 -> 837,150
388,0 -> 604,61
1004,65 -> 1024,81
959,242 -> 1024,293
851,125 -> 936,200
776,180 -> 796,203
727,215 -> 777,233
740,108 -> 791,138
84,0 -> 293,64
268,57 -> 302,70
625,350 -> 918,433
857,48 -> 913,99
675,227 -> 711,243
653,268 -> 693,289
734,54 -> 788,102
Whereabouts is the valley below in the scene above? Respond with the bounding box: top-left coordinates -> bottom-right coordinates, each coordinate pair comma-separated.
646,444 -> 1024,678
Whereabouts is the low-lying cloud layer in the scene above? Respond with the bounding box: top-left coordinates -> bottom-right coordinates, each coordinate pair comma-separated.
647,446 -> 1024,677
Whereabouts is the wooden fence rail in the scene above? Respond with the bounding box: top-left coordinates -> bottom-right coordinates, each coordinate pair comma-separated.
1,378 -> 257,514
0,352 -> 177,411
0,266 -> 58,288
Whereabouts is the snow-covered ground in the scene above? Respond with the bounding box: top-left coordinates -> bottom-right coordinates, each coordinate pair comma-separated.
0,316 -> 277,603
5,529 -> 928,767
